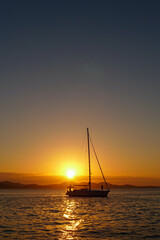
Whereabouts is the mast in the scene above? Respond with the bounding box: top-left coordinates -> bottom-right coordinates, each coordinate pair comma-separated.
87,128 -> 91,190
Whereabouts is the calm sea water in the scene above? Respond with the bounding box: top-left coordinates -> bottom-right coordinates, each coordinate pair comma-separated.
0,188 -> 159,240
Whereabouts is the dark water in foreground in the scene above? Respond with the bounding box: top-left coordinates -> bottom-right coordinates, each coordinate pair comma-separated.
0,189 -> 159,240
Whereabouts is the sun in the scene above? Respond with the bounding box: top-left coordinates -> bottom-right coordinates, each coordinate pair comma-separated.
66,169 -> 75,179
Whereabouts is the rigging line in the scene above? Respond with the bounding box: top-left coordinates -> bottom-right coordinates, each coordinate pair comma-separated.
89,137 -> 110,191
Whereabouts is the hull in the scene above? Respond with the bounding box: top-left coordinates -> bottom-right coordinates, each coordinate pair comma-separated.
66,189 -> 109,197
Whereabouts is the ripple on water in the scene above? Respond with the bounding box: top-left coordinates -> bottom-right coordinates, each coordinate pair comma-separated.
0,189 -> 159,240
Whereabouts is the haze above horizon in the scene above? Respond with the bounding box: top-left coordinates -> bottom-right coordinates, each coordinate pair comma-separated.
0,172 -> 160,186
0,1 -> 160,182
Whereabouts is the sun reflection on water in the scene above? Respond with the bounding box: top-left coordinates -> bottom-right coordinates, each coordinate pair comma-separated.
0,190 -> 159,239
61,199 -> 83,239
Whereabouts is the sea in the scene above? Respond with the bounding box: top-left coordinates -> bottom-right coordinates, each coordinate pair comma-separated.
0,188 -> 159,240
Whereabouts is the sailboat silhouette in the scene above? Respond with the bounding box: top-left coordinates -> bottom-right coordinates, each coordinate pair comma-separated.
66,128 -> 110,197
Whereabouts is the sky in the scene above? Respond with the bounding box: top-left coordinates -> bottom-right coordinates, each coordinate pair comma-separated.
0,0 -> 160,184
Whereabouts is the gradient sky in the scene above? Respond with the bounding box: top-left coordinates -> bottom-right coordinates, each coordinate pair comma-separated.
0,0 -> 160,180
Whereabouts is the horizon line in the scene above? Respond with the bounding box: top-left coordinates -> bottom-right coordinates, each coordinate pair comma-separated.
0,172 -> 160,179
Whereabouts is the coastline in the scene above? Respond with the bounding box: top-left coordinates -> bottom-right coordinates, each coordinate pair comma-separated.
0,181 -> 159,190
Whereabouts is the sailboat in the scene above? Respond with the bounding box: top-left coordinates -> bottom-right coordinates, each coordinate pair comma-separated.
66,128 -> 110,197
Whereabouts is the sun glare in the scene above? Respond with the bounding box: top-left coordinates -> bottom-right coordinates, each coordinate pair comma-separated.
66,169 -> 75,179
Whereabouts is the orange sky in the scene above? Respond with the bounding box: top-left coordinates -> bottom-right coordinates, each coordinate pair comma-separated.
1,2 -> 160,185
1,127 -> 160,184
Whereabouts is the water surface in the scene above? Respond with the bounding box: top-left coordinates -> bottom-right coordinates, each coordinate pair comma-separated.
0,189 -> 159,239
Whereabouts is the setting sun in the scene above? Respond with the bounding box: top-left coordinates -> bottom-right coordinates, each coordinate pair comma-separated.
66,169 -> 75,179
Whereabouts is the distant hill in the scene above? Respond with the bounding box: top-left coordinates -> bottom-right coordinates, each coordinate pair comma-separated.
0,181 -> 159,189
0,181 -> 67,189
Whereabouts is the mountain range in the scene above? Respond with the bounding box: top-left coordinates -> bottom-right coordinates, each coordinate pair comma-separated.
0,181 -> 159,189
